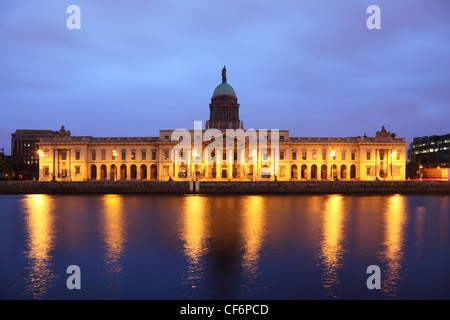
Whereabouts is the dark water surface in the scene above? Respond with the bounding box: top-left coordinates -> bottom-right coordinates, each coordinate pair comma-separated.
0,194 -> 449,300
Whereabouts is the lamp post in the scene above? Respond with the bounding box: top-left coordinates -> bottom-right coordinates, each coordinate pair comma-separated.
112,149 -> 118,181
330,150 -> 335,180
390,149 -> 397,179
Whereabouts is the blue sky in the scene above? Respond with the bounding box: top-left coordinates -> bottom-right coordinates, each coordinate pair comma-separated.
1,0 -> 449,154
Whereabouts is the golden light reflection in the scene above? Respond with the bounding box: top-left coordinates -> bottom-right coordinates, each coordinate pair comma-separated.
22,194 -> 57,299
241,196 -> 266,288
180,195 -> 210,297
318,195 -> 345,297
101,194 -> 127,282
380,194 -> 406,297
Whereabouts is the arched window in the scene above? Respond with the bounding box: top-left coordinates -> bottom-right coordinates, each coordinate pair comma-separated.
311,164 -> 318,179
321,165 -> 327,180
130,165 -> 137,180
151,164 -> 158,180
341,165 -> 347,179
140,165 -> 147,180
291,164 -> 298,180
100,164 -> 107,180
301,165 -> 307,179
90,165 -> 97,180
120,164 -> 127,180
350,165 -> 356,179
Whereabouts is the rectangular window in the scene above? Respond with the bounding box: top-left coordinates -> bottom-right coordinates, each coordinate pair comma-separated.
164,135 -> 169,140
142,151 -> 146,160
75,151 -> 80,160
44,167 -> 49,176
322,152 -> 326,160
302,151 -> 307,160
152,151 -> 157,160
164,151 -> 169,160
131,151 -> 136,160
380,151 -> 384,161
397,152 -> 401,161
280,136 -> 284,140
280,151 -> 285,160
292,152 -> 297,160
61,152 -> 67,161
366,151 -> 371,160
122,151 -> 126,161
341,152 -> 346,161
75,166 -> 80,175
263,153 -> 268,161
101,150 -> 106,161
351,152 -> 355,161
91,152 -> 96,161
367,167 -> 371,176
312,151 -> 317,160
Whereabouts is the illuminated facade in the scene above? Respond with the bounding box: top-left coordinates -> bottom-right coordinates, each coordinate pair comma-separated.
38,67 -> 407,182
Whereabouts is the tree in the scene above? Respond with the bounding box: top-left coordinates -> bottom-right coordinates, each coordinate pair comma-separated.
0,159 -> 11,179
406,162 -> 419,179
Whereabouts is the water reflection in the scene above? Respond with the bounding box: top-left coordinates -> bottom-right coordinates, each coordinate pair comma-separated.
100,194 -> 127,292
380,194 -> 406,297
21,194 -> 57,299
180,196 -> 210,298
317,195 -> 346,297
241,196 -> 267,293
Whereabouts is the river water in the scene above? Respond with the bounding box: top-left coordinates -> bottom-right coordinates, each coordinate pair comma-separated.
0,194 -> 449,300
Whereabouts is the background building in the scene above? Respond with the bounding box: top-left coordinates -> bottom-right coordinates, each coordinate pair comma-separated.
11,129 -> 55,179
407,133 -> 450,179
408,134 -> 450,168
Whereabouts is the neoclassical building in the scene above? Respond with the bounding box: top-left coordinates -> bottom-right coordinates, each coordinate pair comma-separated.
38,67 -> 407,182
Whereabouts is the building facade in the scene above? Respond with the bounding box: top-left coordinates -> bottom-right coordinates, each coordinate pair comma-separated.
408,134 -> 450,168
38,67 -> 408,182
11,129 -> 55,179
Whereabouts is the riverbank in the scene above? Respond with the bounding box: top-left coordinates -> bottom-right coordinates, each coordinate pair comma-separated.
0,180 -> 449,195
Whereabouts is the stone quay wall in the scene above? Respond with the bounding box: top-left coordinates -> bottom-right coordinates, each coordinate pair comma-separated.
0,180 -> 449,195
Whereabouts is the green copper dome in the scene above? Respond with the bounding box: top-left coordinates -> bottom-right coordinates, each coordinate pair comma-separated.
213,82 -> 236,97
212,65 -> 236,97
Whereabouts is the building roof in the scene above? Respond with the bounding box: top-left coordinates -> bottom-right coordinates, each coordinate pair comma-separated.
13,129 -> 55,135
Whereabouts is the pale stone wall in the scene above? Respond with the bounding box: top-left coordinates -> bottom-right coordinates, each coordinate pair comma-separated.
1,180 -> 449,195
37,130 -> 408,182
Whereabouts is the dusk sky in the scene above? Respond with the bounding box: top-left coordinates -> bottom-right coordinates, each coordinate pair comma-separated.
1,0 -> 449,154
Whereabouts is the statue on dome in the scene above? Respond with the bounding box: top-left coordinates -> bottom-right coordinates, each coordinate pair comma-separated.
222,65 -> 227,83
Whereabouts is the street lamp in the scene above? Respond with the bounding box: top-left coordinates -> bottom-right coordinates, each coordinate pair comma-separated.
330,150 -> 336,180
112,149 -> 118,181
390,150 -> 397,178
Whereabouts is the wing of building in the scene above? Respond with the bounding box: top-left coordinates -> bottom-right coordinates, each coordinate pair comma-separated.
38,67 -> 408,182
